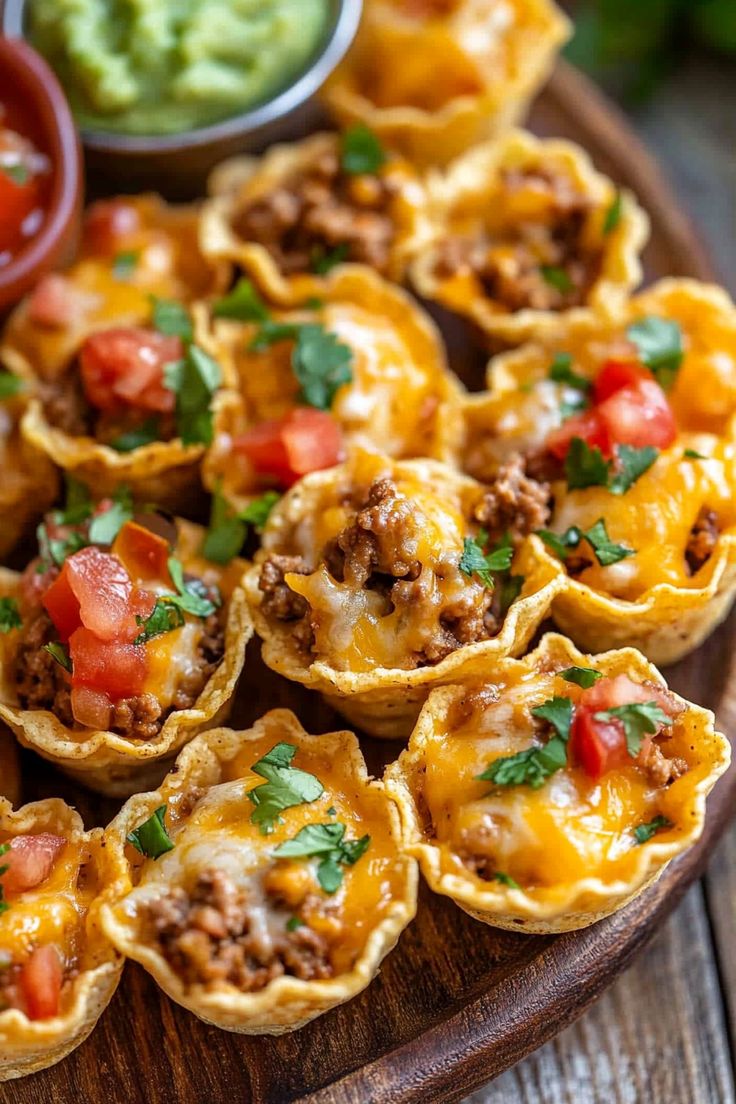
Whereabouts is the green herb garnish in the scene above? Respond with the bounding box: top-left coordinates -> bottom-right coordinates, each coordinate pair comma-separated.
286,916 -> 304,932
564,437 -> 611,490
164,344 -> 222,446
548,352 -> 591,392
478,696 -> 573,789
594,701 -> 672,757
607,445 -> 658,495
212,279 -> 270,323
109,417 -> 160,452
134,600 -> 185,644
0,843 -> 10,916
541,265 -> 574,293
151,296 -> 193,342
126,806 -> 175,859
88,495 -> 133,545
340,125 -> 386,175
44,642 -> 72,672
0,371 -> 22,400
493,871 -> 521,889
112,250 -> 139,280
274,822 -> 371,894
633,815 -> 672,844
559,665 -> 603,689
311,243 -> 350,275
248,743 -> 324,835
203,489 -> 280,565
626,317 -> 683,389
167,556 -> 218,617
683,448 -> 706,460
0,598 -> 21,634
603,191 -> 622,235
538,519 -> 634,567
459,530 -> 514,589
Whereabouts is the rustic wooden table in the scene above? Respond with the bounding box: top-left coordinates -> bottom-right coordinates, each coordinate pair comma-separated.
473,54 -> 736,1104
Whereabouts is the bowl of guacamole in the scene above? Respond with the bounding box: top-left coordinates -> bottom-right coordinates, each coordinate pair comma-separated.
2,0 -> 361,194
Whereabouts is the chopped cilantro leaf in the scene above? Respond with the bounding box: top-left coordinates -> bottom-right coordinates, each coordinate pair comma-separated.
537,518 -> 633,567
608,444 -> 658,495
248,742 -> 324,835
559,665 -> 602,689
340,125 -> 386,175
151,297 -> 193,342
291,324 -> 353,409
626,316 -> 683,389
560,393 -> 590,420
126,806 -> 175,860
109,417 -> 160,452
164,344 -> 222,446
0,598 -> 21,633
56,475 -> 93,526
311,243 -> 349,274
249,320 -> 301,351
540,265 -> 573,293
478,695 -> 572,789
593,701 -> 672,757
37,522 -> 87,568
684,448 -> 706,460
0,371 -> 23,400
603,191 -> 622,235
44,642 -> 72,672
493,871 -> 521,889
112,250 -> 139,280
548,352 -> 591,392
167,556 -> 218,617
537,527 -> 581,559
286,916 -> 304,931
565,437 -> 610,490
134,599 -> 185,644
203,489 -> 280,565
531,696 -> 574,740
88,498 -> 133,545
633,815 -> 672,844
2,163 -> 29,186
459,530 -> 514,589
240,491 -> 279,532
0,842 -> 10,915
274,822 -> 370,894
212,279 -> 270,322
497,573 -> 525,617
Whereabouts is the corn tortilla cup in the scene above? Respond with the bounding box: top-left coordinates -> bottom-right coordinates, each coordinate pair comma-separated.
99,710 -> 418,1034
411,130 -> 648,346
0,797 -> 123,1080
245,451 -> 564,739
0,522 -> 251,797
321,0 -> 571,166
384,632 -> 731,933
201,266 -> 463,512
201,131 -> 431,294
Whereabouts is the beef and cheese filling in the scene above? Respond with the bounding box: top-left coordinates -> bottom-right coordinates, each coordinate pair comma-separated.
412,664 -> 697,894
226,132 -> 416,279
0,829 -> 94,1021
433,164 -> 603,314
256,453 -> 547,671
5,499 -> 227,737
114,732 -> 403,993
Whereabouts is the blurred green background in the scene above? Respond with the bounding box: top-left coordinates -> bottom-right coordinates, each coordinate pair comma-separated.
564,0 -> 736,100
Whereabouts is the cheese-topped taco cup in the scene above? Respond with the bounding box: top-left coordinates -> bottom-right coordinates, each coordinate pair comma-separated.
201,131 -> 430,294
201,267 -> 462,513
0,731 -> 20,805
456,281 -> 736,663
0,386 -> 58,561
0,797 -> 123,1080
321,0 -> 571,166
99,710 -> 417,1034
411,130 -> 648,346
385,632 -> 730,933
0,199 -> 229,512
0,505 -> 250,797
245,450 -> 563,739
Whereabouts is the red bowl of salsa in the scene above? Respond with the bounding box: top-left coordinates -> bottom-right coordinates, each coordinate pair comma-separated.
0,36 -> 82,311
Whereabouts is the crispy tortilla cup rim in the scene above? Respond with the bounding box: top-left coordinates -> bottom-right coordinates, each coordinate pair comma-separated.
0,524 -> 252,796
201,132 -> 431,289
99,711 -> 418,1033
321,2 -> 571,165
246,457 -> 564,696
384,632 -> 731,933
0,798 -> 123,1080
411,130 -> 649,342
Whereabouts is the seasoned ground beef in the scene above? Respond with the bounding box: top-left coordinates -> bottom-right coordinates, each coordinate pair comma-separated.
13,608 -> 225,738
638,740 -> 688,787
259,555 -> 310,621
473,455 -> 550,543
435,167 -> 601,312
146,867 -> 335,991
686,507 -> 719,574
41,366 -> 176,443
232,149 -> 396,276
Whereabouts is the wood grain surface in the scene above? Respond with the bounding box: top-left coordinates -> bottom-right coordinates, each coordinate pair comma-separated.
2,61 -> 733,1104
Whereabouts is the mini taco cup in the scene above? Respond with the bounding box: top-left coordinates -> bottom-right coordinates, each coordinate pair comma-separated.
321,0 -> 571,166
0,517 -> 251,797
201,267 -> 463,512
99,709 -> 417,1034
201,131 -> 430,293
384,632 -> 731,933
0,797 -> 123,1080
245,451 -> 563,739
411,130 -> 648,346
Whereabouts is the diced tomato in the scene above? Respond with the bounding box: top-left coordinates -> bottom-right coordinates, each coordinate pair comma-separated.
61,546 -> 137,642
112,521 -> 172,585
84,199 -> 141,255
69,626 -> 147,700
26,274 -> 78,329
546,407 -> 612,461
79,327 -> 182,414
593,358 -> 651,403
234,407 -> 344,488
70,685 -> 113,730
42,569 -> 81,643
579,674 -> 658,713
1,834 -> 65,896
596,379 -> 677,450
19,945 -> 63,1021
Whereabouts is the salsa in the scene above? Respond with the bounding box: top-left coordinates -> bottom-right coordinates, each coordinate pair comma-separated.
0,97 -> 51,267
28,0 -> 330,137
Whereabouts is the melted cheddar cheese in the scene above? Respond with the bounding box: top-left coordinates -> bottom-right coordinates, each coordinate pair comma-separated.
422,671 -> 698,895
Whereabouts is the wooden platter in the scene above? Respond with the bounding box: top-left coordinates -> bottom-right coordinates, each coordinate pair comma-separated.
6,60 -> 732,1104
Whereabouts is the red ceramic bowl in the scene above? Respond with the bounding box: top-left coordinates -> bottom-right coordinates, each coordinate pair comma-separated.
0,36 -> 82,312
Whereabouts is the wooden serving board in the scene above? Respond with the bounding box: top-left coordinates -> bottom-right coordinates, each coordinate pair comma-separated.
5,61 -> 732,1104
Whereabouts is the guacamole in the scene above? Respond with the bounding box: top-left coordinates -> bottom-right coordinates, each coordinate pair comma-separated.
29,0 -> 330,135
